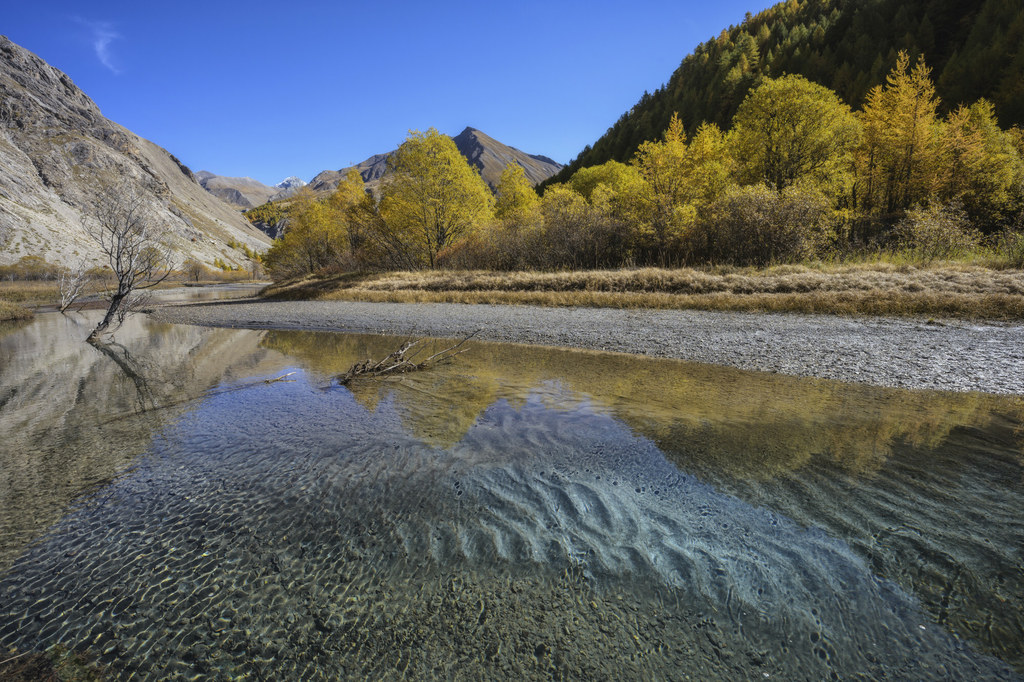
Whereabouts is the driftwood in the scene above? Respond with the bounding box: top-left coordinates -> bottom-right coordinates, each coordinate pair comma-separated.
338,332 -> 478,386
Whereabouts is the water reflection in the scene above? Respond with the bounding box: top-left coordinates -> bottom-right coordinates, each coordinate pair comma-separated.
0,322 -> 1021,679
263,330 -> 1024,672
144,283 -> 264,304
0,312 -> 285,571
263,330 -> 1024,476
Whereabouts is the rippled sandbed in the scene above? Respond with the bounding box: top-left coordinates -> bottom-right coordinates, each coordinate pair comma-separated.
1,313 -> 1021,679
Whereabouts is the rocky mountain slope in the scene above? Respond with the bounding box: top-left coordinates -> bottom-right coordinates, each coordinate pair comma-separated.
195,171 -> 278,209
308,127 -> 562,194
0,36 -> 270,267
196,172 -> 307,209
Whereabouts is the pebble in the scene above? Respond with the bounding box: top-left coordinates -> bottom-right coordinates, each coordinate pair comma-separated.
154,301 -> 1024,394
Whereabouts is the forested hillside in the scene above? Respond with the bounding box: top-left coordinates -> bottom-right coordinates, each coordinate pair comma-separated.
252,0 -> 1024,283
548,0 -> 1024,185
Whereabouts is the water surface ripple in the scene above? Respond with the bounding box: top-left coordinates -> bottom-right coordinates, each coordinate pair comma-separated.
0,316 -> 1021,679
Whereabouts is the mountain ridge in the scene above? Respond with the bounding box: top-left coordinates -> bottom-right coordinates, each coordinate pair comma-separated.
0,35 -> 270,267
308,127 -> 562,195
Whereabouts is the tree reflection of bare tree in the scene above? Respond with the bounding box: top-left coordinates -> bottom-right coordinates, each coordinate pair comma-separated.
89,340 -> 156,414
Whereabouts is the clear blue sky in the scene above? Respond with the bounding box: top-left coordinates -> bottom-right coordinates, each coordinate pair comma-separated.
3,1 -> 771,186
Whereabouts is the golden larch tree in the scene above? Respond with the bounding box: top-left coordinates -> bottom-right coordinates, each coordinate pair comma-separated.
379,129 -> 494,268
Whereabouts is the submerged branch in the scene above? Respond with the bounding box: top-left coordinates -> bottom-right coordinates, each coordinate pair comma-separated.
337,331 -> 479,386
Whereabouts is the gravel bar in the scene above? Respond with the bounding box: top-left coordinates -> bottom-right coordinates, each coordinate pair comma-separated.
152,300 -> 1024,395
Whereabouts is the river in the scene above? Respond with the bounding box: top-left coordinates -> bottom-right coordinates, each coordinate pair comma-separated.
0,290 -> 1021,679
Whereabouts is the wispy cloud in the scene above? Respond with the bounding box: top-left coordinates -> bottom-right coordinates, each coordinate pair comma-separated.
73,18 -> 121,74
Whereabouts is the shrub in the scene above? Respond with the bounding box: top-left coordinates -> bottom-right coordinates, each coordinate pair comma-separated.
894,201 -> 981,262
992,228 -> 1024,268
436,233 -> 494,270
0,255 -> 60,280
688,184 -> 831,266
488,223 -> 546,270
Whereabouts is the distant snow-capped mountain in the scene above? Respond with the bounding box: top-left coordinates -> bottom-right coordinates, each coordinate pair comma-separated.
275,176 -> 306,190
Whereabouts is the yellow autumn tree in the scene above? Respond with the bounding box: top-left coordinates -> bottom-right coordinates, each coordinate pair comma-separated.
494,162 -> 540,227
682,122 -> 732,206
856,51 -> 943,215
475,162 -> 544,270
328,168 -> 374,260
262,188 -> 348,279
729,74 -> 861,196
632,114 -> 691,261
629,116 -> 732,263
940,100 -> 1024,229
538,184 -> 593,268
567,160 -> 648,252
379,129 -> 494,268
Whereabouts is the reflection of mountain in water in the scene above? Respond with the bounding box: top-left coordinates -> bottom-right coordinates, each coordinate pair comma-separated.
260,330 -> 1024,474
0,370 -> 1016,679
0,313 -> 285,570
2,324 -> 1022,677
260,329 -> 1024,672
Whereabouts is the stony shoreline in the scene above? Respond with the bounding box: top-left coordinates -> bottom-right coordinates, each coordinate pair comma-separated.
151,300 -> 1024,395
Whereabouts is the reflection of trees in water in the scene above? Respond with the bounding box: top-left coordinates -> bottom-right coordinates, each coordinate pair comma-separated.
261,328 -> 1024,672
89,340 -> 157,414
260,329 -> 1024,478
0,314 -> 282,571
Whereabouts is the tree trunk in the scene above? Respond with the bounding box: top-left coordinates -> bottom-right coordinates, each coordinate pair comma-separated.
87,292 -> 126,343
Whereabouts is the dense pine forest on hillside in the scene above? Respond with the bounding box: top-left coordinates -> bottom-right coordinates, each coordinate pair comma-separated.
547,0 -> 1024,186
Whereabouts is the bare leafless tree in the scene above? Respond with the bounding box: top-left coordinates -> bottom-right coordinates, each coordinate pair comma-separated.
57,259 -> 92,313
85,182 -> 175,342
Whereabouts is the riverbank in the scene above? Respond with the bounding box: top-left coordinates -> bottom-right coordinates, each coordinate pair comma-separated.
152,299 -> 1024,395
263,264 -> 1024,320
0,280 -> 268,305
0,299 -> 33,321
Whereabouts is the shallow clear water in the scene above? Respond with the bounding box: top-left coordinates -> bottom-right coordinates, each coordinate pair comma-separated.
144,283 -> 265,304
0,313 -> 1022,680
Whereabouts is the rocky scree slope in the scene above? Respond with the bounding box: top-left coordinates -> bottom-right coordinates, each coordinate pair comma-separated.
195,171 -> 278,209
0,36 -> 270,267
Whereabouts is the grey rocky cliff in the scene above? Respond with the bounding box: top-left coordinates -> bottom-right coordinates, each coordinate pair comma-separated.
0,36 -> 270,267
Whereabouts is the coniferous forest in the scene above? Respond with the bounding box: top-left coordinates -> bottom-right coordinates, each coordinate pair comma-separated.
547,0 -> 1024,186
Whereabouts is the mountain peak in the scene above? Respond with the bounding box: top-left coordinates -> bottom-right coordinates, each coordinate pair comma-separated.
308,128 -> 562,195
276,176 -> 306,190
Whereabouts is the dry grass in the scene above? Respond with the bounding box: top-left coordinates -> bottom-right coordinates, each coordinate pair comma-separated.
0,298 -> 34,321
0,281 -> 59,305
262,263 -> 1024,320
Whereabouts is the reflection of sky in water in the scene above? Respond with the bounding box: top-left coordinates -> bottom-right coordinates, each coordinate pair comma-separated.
0,317 -> 1022,679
